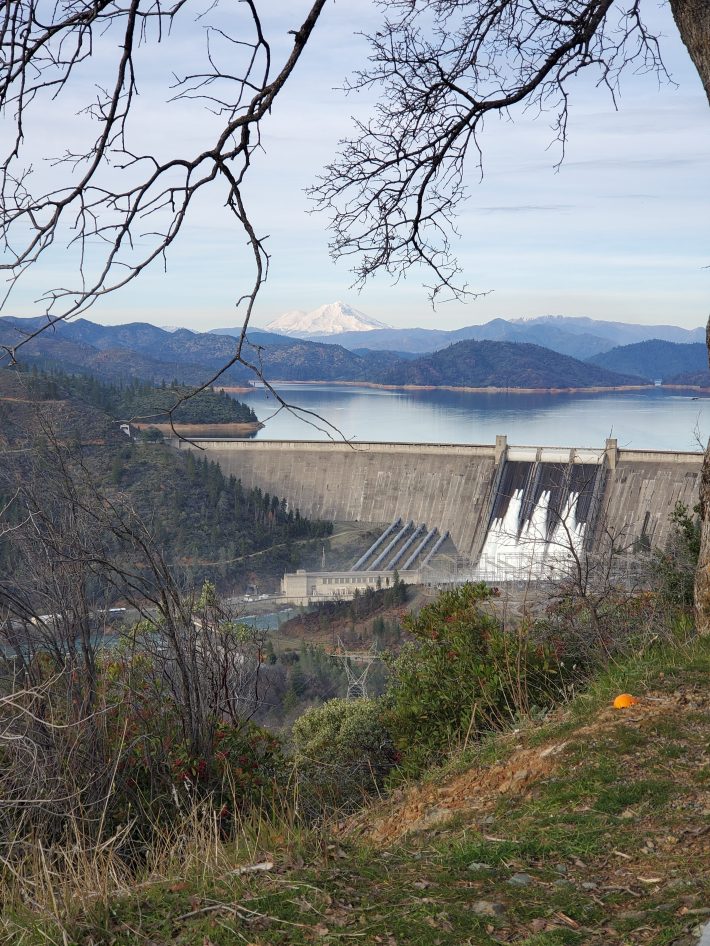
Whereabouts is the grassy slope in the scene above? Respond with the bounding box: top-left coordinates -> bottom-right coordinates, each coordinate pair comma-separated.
8,635 -> 710,946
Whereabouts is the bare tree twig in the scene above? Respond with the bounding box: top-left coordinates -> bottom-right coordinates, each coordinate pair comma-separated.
310,0 -> 669,303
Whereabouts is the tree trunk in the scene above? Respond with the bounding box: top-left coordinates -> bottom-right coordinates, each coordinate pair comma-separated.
695,320 -> 710,632
696,442 -> 710,633
669,0 -> 710,105
668,1 -> 710,629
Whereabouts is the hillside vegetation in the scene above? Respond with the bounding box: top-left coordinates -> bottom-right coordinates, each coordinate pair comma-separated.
0,369 -> 330,590
587,340 -> 707,381
4,627 -> 709,945
665,370 -> 710,388
34,369 -> 258,426
373,339 -> 642,389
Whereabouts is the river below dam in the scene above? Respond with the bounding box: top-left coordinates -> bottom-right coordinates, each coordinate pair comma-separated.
232,385 -> 708,452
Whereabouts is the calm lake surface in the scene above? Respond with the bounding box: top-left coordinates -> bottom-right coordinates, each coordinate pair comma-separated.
234,385 -> 708,452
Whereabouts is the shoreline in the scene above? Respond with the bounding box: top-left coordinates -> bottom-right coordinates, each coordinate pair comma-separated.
134,421 -> 264,436
657,383 -> 710,393
216,385 -> 253,395
235,379 -> 684,396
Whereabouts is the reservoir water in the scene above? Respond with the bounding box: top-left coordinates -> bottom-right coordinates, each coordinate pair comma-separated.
235,385 -> 708,452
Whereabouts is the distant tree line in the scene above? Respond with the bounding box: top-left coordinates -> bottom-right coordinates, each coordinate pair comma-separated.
25,366 -> 257,425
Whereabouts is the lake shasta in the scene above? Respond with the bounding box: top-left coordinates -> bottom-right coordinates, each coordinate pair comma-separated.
233,385 -> 708,452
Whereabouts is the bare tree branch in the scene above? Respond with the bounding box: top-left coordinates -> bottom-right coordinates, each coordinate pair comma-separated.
0,0 -> 328,388
310,0 -> 669,303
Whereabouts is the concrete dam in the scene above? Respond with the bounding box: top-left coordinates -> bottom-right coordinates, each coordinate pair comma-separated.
178,437 -> 703,578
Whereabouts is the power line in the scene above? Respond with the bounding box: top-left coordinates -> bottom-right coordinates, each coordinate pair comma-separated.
331,637 -> 381,699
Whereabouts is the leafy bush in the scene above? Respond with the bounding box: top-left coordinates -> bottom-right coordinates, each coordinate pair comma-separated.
291,698 -> 396,816
99,597 -> 288,837
536,588 -> 678,679
653,501 -> 700,610
384,583 -> 561,774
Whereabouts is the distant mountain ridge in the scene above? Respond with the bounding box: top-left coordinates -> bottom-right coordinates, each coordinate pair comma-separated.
511,315 -> 705,346
0,316 -> 372,384
0,314 -> 691,392
263,315 -> 703,358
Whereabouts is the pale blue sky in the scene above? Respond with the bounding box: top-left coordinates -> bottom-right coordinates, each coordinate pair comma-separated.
4,1 -> 709,332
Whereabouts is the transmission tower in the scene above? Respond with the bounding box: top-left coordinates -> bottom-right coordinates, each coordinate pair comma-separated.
333,637 -> 380,699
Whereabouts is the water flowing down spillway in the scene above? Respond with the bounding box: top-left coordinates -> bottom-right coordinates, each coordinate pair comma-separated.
475,459 -> 602,581
476,489 -> 587,580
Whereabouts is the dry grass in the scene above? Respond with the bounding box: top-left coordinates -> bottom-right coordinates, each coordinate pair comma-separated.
3,632 -> 709,945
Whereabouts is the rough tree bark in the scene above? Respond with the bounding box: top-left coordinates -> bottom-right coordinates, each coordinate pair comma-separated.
673,1 -> 710,630
670,0 -> 710,104
695,307 -> 710,632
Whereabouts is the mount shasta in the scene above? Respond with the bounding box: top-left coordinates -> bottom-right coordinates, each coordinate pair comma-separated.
261,302 -> 390,337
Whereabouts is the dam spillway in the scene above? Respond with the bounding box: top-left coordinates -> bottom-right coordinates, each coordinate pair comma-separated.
485,454 -> 603,542
476,448 -> 606,580
177,437 -> 703,577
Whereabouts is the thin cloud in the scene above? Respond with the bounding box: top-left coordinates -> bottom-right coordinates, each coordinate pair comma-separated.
566,155 -> 708,171
478,204 -> 572,214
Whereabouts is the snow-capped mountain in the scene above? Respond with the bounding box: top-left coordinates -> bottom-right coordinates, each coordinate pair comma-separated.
264,302 -> 391,337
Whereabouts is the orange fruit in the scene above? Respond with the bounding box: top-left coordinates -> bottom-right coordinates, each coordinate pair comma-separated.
613,693 -> 638,709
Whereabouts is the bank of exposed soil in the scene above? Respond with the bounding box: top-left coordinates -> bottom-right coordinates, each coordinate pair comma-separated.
134,421 -> 263,437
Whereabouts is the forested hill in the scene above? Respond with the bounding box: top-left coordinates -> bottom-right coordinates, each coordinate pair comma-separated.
0,369 -> 331,590
371,339 -> 643,389
664,370 -> 710,387
33,369 -> 258,426
586,340 -> 707,381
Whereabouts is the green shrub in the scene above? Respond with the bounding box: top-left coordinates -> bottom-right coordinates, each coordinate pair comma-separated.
103,644 -> 286,836
384,582 -> 561,774
653,501 -> 700,610
291,698 -> 396,816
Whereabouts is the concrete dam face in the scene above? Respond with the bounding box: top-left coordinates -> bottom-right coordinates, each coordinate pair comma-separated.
180,438 -> 703,576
